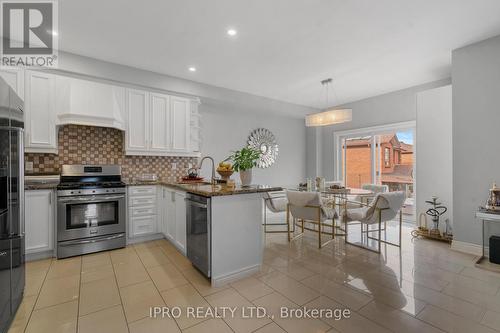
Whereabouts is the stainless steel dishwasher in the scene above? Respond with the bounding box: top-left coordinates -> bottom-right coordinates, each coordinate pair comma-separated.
185,193 -> 211,277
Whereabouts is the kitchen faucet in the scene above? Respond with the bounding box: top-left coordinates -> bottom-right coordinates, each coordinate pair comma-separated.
197,156 -> 217,185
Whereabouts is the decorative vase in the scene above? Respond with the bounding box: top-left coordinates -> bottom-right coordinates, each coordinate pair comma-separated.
239,169 -> 252,186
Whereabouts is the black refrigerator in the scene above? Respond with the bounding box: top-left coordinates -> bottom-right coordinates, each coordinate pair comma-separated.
0,77 -> 25,333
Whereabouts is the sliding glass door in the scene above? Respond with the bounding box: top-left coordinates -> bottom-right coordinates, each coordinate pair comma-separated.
337,125 -> 415,222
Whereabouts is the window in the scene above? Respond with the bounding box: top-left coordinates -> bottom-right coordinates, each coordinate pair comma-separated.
384,147 -> 390,167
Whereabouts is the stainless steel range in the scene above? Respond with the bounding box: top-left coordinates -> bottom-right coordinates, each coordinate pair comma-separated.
56,165 -> 126,258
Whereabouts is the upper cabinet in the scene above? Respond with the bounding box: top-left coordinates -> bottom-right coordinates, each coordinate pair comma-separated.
10,68 -> 200,156
170,96 -> 190,152
150,93 -> 171,153
126,89 -> 149,152
24,70 -> 58,154
0,69 -> 24,99
125,90 -> 197,156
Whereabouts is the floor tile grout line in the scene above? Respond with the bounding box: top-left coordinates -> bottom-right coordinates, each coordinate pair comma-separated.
23,258 -> 56,332
75,258 -> 83,332
109,248 -> 133,333
132,241 -> 186,332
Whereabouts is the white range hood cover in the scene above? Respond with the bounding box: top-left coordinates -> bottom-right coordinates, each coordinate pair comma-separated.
56,76 -> 126,131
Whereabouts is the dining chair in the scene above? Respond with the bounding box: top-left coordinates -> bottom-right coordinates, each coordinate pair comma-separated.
262,191 -> 290,233
286,190 -> 338,248
343,191 -> 405,253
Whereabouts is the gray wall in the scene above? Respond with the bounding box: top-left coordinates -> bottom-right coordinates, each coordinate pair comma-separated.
452,35 -> 500,245
55,52 -> 312,185
309,79 -> 450,180
201,101 -> 305,185
416,85 -> 453,229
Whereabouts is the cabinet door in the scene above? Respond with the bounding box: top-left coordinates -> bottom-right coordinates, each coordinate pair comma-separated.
174,191 -> 186,253
170,96 -> 190,152
24,71 -> 57,153
150,93 -> 170,152
158,187 -> 167,237
0,69 -> 24,99
25,190 -> 54,254
166,190 -> 176,241
126,89 -> 149,152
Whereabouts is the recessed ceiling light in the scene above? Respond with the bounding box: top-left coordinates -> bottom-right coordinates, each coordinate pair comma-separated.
188,67 -> 196,72
227,29 -> 237,37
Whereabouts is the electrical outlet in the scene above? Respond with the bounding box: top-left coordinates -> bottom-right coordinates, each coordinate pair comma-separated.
171,162 -> 177,170
25,161 -> 33,172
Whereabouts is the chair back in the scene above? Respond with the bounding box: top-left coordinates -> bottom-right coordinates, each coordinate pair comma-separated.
286,190 -> 323,221
263,191 -> 287,213
366,191 -> 406,223
361,184 -> 389,194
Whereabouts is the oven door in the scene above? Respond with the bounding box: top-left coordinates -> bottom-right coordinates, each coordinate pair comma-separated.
57,194 -> 126,241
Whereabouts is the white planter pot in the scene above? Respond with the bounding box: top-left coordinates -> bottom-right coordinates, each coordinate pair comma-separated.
239,169 -> 252,186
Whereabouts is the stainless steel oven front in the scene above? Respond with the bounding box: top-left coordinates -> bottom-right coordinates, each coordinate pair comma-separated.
57,189 -> 126,243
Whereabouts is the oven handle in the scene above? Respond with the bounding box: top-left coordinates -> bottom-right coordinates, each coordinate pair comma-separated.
59,233 -> 125,246
58,195 -> 125,203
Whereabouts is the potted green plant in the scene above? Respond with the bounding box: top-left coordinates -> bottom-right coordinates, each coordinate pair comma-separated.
226,147 -> 261,186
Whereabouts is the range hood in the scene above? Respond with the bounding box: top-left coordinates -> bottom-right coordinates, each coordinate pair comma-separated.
56,76 -> 126,131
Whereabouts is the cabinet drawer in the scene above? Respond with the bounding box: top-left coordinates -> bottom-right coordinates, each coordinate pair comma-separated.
129,186 -> 157,197
129,196 -> 156,207
130,206 -> 156,217
131,216 -> 157,236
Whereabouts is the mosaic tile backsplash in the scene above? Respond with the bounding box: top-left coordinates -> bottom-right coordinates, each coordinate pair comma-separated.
25,124 -> 197,182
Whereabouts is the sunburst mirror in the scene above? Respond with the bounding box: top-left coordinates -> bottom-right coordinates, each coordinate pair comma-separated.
247,128 -> 279,168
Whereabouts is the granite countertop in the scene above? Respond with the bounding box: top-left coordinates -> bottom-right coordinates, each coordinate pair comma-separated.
25,174 -> 60,190
25,183 -> 59,190
124,179 -> 282,197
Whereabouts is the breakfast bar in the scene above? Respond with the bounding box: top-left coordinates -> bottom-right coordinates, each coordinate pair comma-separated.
165,183 -> 282,287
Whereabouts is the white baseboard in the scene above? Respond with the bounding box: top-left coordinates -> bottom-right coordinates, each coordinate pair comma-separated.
127,233 -> 164,245
211,264 -> 261,288
26,250 -> 54,261
451,240 -> 488,257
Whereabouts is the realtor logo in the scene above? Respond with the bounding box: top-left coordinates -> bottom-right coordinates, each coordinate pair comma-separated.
1,0 -> 58,67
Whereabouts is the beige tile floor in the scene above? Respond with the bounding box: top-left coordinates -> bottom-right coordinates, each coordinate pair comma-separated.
8,223 -> 500,333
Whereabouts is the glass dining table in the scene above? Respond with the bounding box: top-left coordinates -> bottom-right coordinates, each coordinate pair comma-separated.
281,186 -> 375,236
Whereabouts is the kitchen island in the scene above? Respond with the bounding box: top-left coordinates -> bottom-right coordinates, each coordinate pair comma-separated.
168,183 -> 282,287
127,180 -> 282,286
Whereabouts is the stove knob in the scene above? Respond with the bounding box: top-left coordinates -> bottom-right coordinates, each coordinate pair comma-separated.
70,191 -> 74,194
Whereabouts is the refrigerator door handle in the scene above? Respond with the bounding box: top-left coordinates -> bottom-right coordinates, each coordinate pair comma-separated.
18,128 -> 25,236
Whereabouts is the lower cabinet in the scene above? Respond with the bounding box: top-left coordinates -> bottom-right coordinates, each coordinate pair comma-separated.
128,185 -> 186,254
128,186 -> 158,238
159,187 -> 186,254
25,190 -> 54,254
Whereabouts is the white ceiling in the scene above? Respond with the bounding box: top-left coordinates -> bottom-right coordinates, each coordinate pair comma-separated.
59,0 -> 500,109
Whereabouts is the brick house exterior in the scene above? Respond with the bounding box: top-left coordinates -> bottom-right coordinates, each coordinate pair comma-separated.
344,134 -> 413,190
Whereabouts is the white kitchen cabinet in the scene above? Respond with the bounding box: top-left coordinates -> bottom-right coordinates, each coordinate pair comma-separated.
125,89 -> 149,152
174,191 -> 187,252
128,186 -> 158,238
0,68 -> 24,99
24,70 -> 58,153
125,90 -> 195,156
160,187 -> 186,254
150,93 -> 170,153
25,190 -> 54,254
170,96 -> 191,152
